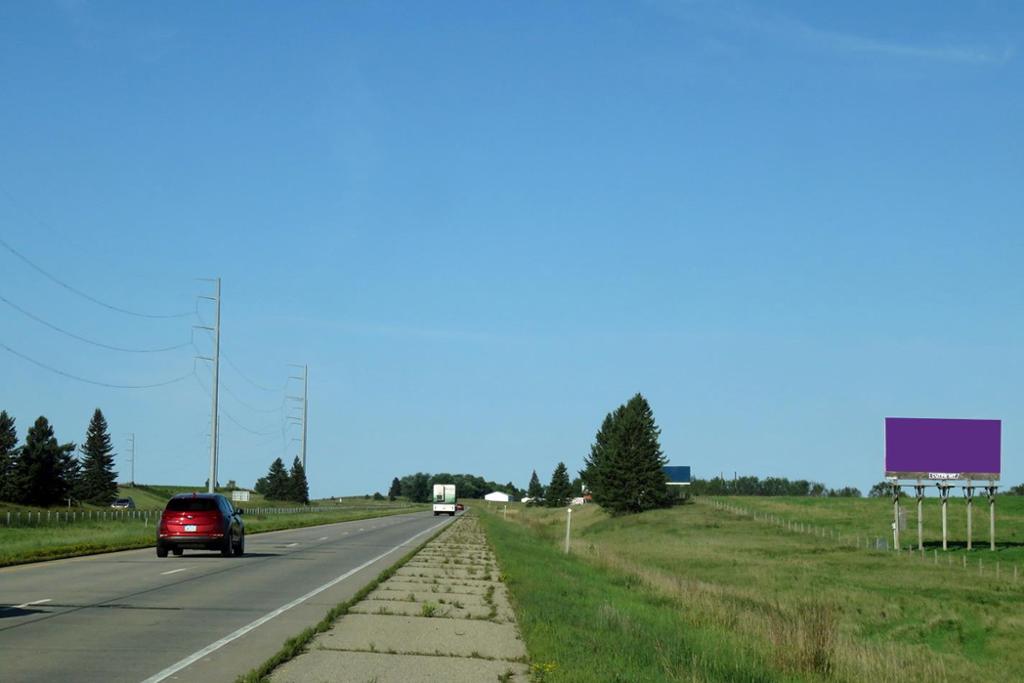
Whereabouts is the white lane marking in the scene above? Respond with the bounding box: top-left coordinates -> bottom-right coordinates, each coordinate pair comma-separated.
285,542 -> 299,548
14,598 -> 51,609
318,536 -> 328,541
160,568 -> 189,576
140,518 -> 450,683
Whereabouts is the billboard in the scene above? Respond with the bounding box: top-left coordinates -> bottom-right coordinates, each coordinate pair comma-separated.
885,417 -> 1000,480
663,465 -> 691,485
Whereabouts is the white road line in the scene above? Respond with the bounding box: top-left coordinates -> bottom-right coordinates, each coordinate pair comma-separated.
139,518 -> 450,683
317,536 -> 328,541
160,568 -> 189,576
285,542 -> 299,548
14,598 -> 51,609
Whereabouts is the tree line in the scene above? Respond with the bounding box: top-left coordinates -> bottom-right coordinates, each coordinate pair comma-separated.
0,409 -> 119,507
253,456 -> 310,504
388,473 -> 522,503
691,475 -> 861,498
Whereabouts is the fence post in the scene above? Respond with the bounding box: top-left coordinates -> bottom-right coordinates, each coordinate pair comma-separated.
564,508 -> 572,554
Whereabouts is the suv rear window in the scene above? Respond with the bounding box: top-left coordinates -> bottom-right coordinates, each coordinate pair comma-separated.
166,498 -> 218,512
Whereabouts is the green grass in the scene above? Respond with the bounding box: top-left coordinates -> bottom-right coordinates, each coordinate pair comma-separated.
481,499 -> 1024,682
709,494 -> 1024,559
0,502 -> 427,567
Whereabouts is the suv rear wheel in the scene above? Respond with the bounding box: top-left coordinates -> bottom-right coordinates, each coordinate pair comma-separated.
172,547 -> 184,556
156,544 -> 168,558
233,533 -> 245,557
221,535 -> 234,557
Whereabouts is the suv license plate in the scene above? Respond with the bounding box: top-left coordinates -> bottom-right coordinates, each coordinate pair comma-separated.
184,524 -> 197,532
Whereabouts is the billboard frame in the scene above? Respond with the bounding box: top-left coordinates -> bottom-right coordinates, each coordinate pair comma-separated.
883,417 -> 1001,482
882,417 -> 1002,553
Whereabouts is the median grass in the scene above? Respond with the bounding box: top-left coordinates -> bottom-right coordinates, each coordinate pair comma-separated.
0,502 -> 427,567
480,499 -> 1024,682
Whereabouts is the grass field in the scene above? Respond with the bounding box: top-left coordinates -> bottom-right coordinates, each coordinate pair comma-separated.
479,497 -> 1024,682
0,498 -> 427,567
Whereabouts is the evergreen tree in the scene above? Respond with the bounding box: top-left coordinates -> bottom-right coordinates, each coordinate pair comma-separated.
253,476 -> 269,496
581,408 -> 622,503
545,462 -> 573,507
388,477 -> 402,501
585,394 -> 670,515
0,411 -> 17,502
261,457 -> 291,500
76,409 -> 119,505
288,456 -> 310,504
13,416 -> 77,507
526,469 -> 544,499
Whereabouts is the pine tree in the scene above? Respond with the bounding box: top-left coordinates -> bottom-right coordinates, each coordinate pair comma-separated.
0,411 -> 17,502
77,409 -> 119,505
13,416 -> 77,507
288,457 -> 310,504
253,475 -> 270,496
259,457 -> 291,500
581,408 -> 621,503
388,477 -> 402,501
584,394 -> 670,515
526,469 -> 544,500
545,462 -> 572,507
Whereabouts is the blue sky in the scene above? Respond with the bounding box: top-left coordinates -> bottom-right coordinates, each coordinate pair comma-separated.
1,1 -> 1021,498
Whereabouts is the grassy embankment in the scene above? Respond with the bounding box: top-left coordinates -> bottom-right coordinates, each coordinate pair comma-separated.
0,486 -> 427,566
479,497 -> 1024,683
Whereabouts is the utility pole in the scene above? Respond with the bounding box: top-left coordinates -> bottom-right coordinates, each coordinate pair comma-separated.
287,364 -> 308,472
126,433 -> 136,486
196,278 -> 221,493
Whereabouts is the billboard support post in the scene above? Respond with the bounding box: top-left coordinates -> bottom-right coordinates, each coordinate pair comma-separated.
891,483 -> 902,551
986,484 -> 998,552
937,483 -> 952,550
964,484 -> 975,551
914,483 -> 925,551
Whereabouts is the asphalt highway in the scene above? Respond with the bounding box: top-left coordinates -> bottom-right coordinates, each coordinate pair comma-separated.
0,511 -> 452,683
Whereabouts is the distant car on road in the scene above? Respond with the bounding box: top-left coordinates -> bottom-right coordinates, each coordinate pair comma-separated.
157,493 -> 244,558
111,497 -> 135,509
455,503 -> 465,512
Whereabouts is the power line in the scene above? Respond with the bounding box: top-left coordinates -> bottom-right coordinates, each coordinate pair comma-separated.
221,383 -> 286,414
191,371 -> 280,436
224,353 -> 287,393
194,311 -> 285,393
0,235 -> 194,319
0,339 -> 193,389
0,292 -> 191,353
190,338 -> 285,414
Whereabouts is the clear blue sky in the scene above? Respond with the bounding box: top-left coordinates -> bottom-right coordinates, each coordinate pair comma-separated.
1,2 -> 1021,498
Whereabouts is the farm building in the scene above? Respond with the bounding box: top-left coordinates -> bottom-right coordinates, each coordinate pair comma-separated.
484,491 -> 513,502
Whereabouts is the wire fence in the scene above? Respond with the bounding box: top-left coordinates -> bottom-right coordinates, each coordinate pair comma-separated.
706,497 -> 1023,588
0,504 -> 423,528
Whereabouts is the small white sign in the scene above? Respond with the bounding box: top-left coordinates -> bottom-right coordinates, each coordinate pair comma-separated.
928,472 -> 961,480
231,490 -> 251,502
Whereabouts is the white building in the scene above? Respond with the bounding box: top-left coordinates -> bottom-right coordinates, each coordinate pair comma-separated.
484,491 -> 512,503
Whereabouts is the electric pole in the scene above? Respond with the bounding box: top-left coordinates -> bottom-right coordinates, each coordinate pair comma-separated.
197,278 -> 221,493
288,364 -> 308,472
127,433 -> 136,486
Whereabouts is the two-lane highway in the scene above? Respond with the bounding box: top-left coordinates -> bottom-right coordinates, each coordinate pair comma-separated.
0,511 -> 453,682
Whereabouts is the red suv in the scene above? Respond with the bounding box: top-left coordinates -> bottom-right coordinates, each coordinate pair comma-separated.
157,493 -> 245,557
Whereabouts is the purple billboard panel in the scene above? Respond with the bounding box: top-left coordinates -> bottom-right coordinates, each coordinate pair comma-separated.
885,417 -> 1001,480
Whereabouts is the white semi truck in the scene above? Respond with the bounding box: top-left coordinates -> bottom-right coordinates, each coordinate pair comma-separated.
432,484 -> 457,516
